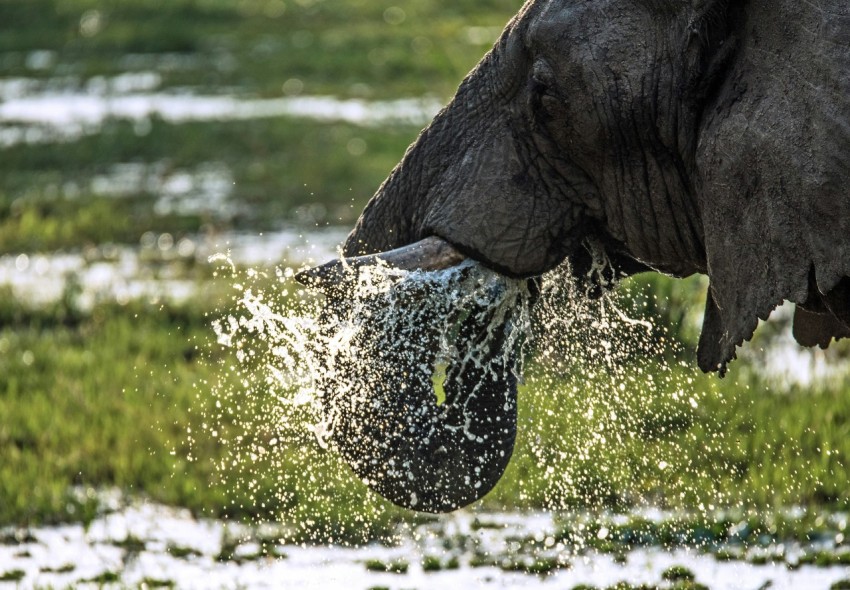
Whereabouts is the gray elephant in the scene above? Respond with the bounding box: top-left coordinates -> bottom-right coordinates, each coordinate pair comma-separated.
298,0 -> 850,513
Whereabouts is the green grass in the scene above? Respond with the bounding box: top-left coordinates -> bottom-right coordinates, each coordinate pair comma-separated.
84,571 -> 121,584
489,357 -> 850,511
40,563 -> 76,573
140,578 -> 176,588
0,297 -> 224,525
166,544 -> 202,559
0,117 -> 420,253
0,288 -> 414,541
0,0 -> 521,98
364,558 -> 409,574
0,278 -> 849,540
422,554 -> 460,571
0,569 -> 25,582
661,566 -> 695,582
1,0 -> 849,548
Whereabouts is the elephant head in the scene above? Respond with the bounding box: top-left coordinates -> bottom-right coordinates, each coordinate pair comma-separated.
298,0 -> 850,512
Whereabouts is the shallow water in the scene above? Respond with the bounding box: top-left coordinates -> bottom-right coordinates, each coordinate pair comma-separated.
2,497 -> 849,590
0,226 -> 347,309
0,73 -> 442,146
89,161 -> 237,220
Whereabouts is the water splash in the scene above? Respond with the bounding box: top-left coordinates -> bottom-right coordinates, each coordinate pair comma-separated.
197,254 -> 786,540
516,263 -> 717,511
201,256 -> 538,530
311,261 -> 534,511
210,258 -> 532,458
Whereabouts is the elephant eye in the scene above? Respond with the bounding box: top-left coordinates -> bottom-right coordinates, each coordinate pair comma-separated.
529,59 -> 560,117
530,77 -> 550,97
530,59 -> 556,95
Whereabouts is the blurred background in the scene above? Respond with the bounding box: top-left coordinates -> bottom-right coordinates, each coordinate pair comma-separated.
1,0 -> 849,552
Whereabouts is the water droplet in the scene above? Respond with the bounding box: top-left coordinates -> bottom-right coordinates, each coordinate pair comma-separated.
383,6 -> 406,25
157,233 -> 174,251
346,137 -> 367,156
15,254 -> 29,272
282,78 -> 304,96
79,10 -> 104,37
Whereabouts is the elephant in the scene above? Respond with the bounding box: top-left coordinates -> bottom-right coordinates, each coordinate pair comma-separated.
297,0 -> 850,513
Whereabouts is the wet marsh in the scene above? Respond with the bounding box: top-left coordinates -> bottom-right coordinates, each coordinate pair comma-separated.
2,0 -> 850,588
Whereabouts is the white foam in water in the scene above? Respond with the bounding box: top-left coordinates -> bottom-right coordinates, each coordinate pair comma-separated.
3,493 -> 849,589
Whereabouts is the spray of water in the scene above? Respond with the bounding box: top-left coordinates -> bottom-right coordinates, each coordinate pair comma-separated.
516,261 -> 716,511
210,260 -> 530,443
199,256 -> 535,537
194,250 -> 802,544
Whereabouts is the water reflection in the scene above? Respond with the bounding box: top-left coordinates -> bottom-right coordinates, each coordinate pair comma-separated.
2,494 -> 849,590
0,74 -> 442,147
89,161 -> 237,219
0,227 -> 348,309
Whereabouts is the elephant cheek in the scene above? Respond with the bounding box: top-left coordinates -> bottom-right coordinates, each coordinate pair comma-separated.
421,125 -> 588,278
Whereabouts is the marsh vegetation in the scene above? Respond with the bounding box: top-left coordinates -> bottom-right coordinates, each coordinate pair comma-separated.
1,1 -> 849,588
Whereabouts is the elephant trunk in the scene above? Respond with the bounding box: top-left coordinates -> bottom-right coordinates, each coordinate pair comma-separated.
298,243 -> 521,513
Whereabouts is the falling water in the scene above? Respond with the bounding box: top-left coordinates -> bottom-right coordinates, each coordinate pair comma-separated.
201,256 -> 535,538
519,262 -> 714,511
196,250 -> 811,545
210,258 -> 532,448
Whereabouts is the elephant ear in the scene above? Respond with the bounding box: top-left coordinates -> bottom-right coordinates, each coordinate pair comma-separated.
791,277 -> 850,348
693,2 -> 850,373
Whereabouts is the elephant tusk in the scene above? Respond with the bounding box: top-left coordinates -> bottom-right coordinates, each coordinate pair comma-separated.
295,236 -> 466,289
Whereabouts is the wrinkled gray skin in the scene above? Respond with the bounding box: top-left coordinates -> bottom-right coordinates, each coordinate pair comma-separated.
325,0 -> 850,512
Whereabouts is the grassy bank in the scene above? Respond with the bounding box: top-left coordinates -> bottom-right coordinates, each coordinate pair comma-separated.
0,0 -> 526,254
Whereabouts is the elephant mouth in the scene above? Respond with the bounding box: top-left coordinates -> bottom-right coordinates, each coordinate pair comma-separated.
297,237 -> 531,512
